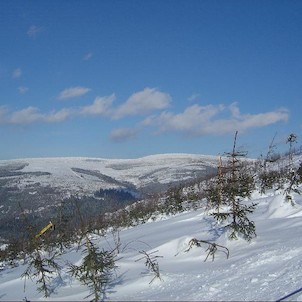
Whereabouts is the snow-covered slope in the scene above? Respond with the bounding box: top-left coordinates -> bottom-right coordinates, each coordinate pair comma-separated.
1,189 -> 302,301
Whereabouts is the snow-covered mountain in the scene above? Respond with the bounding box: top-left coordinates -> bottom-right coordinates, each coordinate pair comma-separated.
0,153 -> 218,194
0,153 -> 218,239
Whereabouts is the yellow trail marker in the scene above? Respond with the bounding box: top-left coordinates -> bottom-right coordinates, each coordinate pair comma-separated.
35,221 -> 54,239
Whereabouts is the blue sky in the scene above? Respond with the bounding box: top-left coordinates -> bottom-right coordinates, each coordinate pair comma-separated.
0,0 -> 301,160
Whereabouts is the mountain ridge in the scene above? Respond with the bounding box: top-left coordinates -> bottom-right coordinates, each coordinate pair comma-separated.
0,153 -> 219,193
0,153 -> 218,240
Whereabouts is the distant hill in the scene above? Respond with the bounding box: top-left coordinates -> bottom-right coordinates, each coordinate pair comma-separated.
0,153 -> 218,239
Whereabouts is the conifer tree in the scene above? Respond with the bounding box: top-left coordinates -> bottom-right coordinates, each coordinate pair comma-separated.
284,133 -> 301,204
68,198 -> 118,302
69,237 -> 117,302
19,205 -> 62,298
164,186 -> 184,214
206,131 -> 257,241
258,133 -> 283,194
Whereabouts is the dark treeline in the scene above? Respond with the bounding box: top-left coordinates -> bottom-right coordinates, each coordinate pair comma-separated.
94,188 -> 138,203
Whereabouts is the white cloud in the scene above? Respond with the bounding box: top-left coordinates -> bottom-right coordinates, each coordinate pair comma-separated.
81,94 -> 115,116
1,85 -> 288,139
229,102 -> 241,118
3,88 -> 169,125
6,107 -> 74,125
109,127 -> 139,142
45,108 -> 76,123
12,68 -> 22,79
58,86 -> 91,100
9,107 -> 44,124
149,104 -> 225,134
83,52 -> 93,60
188,93 -> 200,102
144,103 -> 289,136
27,25 -> 43,39
18,86 -> 29,94
113,87 -> 171,119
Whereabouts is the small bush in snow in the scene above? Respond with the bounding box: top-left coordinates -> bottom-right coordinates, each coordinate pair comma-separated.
68,198 -> 118,302
183,238 -> 229,262
69,237 -> 117,302
21,249 -> 62,298
136,250 -> 163,284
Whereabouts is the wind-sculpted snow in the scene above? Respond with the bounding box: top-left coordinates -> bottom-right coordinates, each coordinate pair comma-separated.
1,188 -> 302,301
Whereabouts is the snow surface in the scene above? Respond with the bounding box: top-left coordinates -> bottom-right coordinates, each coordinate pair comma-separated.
1,188 -> 302,301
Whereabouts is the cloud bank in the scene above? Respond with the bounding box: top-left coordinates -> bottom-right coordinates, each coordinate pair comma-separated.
143,103 -> 289,136
0,88 -> 289,142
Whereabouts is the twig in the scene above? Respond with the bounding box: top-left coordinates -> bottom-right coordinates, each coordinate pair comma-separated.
135,250 -> 163,284
183,238 -> 229,262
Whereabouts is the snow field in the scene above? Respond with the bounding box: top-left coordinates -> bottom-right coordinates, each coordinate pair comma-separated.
1,189 -> 302,301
